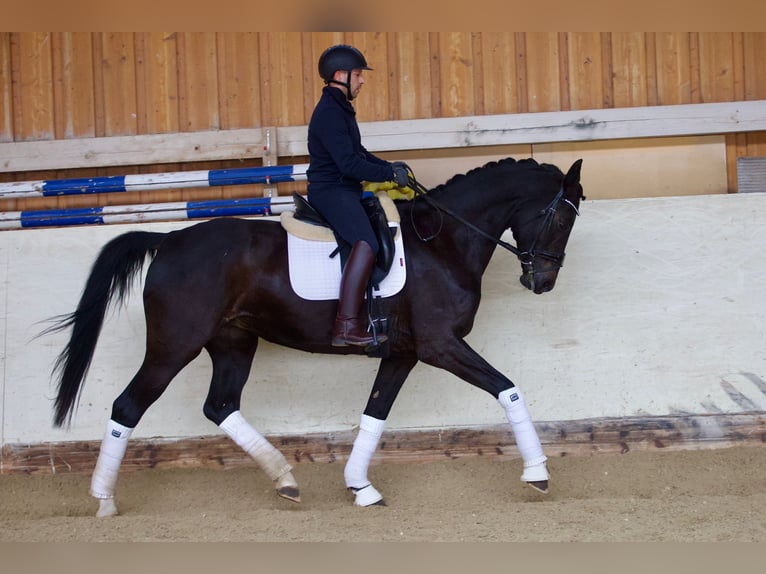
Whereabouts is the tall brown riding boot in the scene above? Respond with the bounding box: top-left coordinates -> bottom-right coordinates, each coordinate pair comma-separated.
332,241 -> 388,347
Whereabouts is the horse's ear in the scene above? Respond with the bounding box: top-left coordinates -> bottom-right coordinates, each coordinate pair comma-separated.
564,159 -> 583,188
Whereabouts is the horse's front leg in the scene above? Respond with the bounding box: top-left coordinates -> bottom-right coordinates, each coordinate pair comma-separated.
417,338 -> 550,493
205,335 -> 300,504
344,353 -> 418,507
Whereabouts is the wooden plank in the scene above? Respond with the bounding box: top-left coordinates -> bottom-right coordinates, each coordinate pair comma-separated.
3,412 -> 764,475
91,33 -> 106,137
439,32 -> 474,117
177,32 -> 219,132
429,32 -> 441,117
610,32 -> 648,107
1,101 -> 764,173
557,32 -> 571,111
655,32 -> 692,105
743,34 -> 766,157
644,32 -> 659,106
744,33 -> 766,101
215,32 -> 261,131
350,32 -> 389,123
699,32 -> 736,103
394,33 -> 430,119
727,33 -> 748,192
135,32 -> 179,135
471,32 -> 484,117
300,32 -> 315,124
600,32 -> 614,109
99,33 -> 137,136
0,129 -> 265,172
349,100 -> 766,154
515,33 -> 529,113
268,32 -> 308,127
0,33 -> 12,142
51,33 -> 95,139
523,32 -> 561,112
479,33 -> 519,115
14,32 -> 55,140
690,32 -> 702,104
302,32 -> 340,124
567,32 -> 604,110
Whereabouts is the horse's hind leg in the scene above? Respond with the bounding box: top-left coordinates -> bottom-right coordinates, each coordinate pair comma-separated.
203,332 -> 300,503
91,357 -> 193,517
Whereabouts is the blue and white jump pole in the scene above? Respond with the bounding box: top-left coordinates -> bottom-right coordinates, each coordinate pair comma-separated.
0,163 -> 308,230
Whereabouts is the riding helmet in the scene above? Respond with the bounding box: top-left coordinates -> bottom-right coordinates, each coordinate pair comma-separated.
318,45 -> 372,82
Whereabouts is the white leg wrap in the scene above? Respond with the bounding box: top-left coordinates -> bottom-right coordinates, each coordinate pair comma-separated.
344,414 -> 386,489
498,388 -> 549,481
90,420 -> 133,500
219,411 -> 292,481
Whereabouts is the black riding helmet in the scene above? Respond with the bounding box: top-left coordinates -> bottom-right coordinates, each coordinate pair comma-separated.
318,44 -> 372,101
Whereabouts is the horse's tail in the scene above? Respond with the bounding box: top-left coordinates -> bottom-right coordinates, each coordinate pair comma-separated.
41,230 -> 168,428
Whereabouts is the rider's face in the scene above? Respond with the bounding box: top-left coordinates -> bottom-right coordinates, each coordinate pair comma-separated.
334,69 -> 365,99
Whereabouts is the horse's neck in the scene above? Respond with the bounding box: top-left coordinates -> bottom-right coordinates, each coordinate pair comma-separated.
429,186 -> 523,271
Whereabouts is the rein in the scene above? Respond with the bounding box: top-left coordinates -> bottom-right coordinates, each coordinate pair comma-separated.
408,176 -> 523,257
407,174 -> 579,274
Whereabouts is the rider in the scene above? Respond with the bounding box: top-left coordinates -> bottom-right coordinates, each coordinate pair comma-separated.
307,44 -> 410,347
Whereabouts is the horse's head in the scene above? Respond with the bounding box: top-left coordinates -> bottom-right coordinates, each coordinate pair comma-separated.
514,159 -> 584,294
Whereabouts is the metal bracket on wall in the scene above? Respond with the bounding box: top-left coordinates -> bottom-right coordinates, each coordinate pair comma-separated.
262,127 -> 279,198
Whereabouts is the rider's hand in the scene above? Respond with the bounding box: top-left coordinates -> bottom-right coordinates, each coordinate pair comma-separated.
391,162 -> 411,187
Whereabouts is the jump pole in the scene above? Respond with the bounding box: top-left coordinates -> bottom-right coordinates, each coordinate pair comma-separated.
0,163 -> 308,230
0,163 -> 309,199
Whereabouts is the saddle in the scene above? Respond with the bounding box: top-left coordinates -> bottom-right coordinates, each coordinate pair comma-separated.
289,192 -> 398,288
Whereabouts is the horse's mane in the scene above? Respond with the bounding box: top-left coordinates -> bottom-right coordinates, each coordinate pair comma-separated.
427,157 -> 564,196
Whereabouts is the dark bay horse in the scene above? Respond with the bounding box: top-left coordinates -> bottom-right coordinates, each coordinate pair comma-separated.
46,157 -> 584,516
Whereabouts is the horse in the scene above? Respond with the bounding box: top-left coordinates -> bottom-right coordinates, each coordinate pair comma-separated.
45,156 -> 585,517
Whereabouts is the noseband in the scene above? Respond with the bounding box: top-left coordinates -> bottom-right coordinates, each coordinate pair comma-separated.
408,176 -> 580,281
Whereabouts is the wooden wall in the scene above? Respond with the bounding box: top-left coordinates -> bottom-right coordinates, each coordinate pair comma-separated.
1,32 -> 766,212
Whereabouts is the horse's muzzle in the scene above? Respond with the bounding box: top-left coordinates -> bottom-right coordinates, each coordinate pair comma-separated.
519,271 -> 558,294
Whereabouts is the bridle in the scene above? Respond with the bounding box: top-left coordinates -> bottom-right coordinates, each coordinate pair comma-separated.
517,186 -> 580,281
407,174 -> 580,286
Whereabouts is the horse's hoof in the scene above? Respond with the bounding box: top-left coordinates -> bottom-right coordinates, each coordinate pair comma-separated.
276,486 -> 301,503
349,484 -> 386,507
95,497 -> 119,517
526,480 -> 549,494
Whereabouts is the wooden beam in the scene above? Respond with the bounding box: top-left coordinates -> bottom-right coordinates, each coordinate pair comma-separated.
1,101 -> 764,173
354,100 -> 766,153
2,412 -> 764,475
0,129 -> 267,173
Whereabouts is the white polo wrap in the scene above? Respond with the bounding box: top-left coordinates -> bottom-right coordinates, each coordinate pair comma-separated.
219,411 -> 292,481
90,419 -> 134,500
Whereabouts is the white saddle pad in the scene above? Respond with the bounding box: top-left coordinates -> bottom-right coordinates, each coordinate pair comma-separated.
286,222 -> 407,301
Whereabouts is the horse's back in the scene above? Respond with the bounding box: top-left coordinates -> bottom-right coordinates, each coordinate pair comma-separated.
145,217 -> 285,300
152,217 -> 282,263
